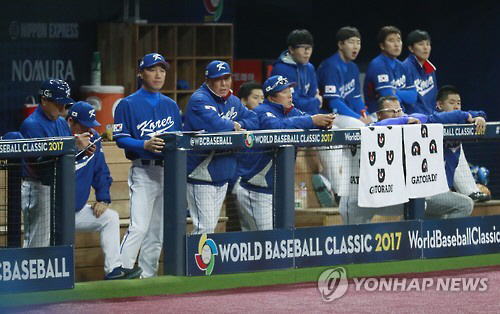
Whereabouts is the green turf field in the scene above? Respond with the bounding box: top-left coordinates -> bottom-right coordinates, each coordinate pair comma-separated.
2,253 -> 499,308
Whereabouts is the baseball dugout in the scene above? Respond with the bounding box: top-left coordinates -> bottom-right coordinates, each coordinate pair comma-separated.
160,122 -> 500,276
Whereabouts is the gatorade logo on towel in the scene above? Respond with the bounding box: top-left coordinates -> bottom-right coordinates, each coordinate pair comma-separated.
358,125 -> 408,208
404,124 -> 448,198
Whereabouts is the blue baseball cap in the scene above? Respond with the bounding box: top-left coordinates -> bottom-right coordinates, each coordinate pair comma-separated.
39,79 -> 74,105
205,60 -> 231,78
263,75 -> 296,97
139,53 -> 170,70
68,101 -> 101,128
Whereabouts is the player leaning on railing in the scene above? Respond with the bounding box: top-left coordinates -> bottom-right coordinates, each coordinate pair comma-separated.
236,75 -> 335,230
18,79 -> 91,248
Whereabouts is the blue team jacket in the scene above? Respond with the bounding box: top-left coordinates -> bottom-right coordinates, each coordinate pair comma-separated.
75,130 -> 112,211
239,99 -> 313,193
184,83 -> 258,185
271,51 -> 321,115
364,53 -> 416,114
20,106 -> 72,181
316,52 -> 365,118
113,88 -> 182,160
403,54 -> 437,115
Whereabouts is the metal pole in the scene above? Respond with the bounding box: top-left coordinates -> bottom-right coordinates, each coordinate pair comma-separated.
6,160 -> 21,247
55,153 -> 75,246
404,198 -> 426,220
274,145 -> 295,229
163,149 -> 187,276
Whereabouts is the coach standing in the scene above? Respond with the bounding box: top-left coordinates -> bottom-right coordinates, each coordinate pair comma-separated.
113,53 -> 182,278
20,79 -> 91,247
184,60 -> 258,235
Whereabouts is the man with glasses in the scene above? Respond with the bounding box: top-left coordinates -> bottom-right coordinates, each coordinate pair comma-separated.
20,79 -> 92,247
270,29 -> 323,115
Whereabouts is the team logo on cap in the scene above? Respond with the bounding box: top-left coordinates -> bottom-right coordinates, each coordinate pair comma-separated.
89,109 -> 96,118
216,62 -> 226,71
195,234 -> 218,275
153,53 -> 162,60
266,76 -> 288,92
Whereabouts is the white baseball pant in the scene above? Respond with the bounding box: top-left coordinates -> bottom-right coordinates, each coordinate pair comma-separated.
75,204 -> 122,274
453,145 -> 480,196
187,182 -> 227,234
120,160 -> 164,278
21,179 -> 50,248
340,191 -> 473,224
236,185 -> 273,231
318,116 -> 366,195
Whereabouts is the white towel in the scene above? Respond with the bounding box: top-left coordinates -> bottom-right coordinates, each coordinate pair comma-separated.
403,124 -> 449,198
358,125 -> 409,207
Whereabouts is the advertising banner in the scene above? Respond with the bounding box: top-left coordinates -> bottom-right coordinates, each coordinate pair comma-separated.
0,245 -> 74,294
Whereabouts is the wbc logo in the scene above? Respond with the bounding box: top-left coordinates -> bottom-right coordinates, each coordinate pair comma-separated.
429,139 -> 437,154
377,133 -> 385,148
369,152 -> 376,166
386,150 -> 394,165
378,168 -> 386,183
411,142 -> 421,156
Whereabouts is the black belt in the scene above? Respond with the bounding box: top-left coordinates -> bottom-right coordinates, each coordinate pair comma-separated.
140,159 -> 164,166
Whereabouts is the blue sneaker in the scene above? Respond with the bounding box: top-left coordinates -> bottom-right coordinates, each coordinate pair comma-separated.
105,266 -> 142,280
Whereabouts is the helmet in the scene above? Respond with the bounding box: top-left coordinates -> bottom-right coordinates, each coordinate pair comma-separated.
39,79 -> 74,105
470,165 -> 490,186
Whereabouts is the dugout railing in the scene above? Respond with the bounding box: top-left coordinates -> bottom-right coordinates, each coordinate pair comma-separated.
0,137 -> 75,293
160,122 -> 500,276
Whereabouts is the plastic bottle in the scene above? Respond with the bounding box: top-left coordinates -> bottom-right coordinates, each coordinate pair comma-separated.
91,51 -> 101,86
299,181 -> 308,209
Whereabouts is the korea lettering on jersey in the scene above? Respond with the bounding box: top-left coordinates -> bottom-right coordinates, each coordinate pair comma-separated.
113,90 -> 182,160
364,54 -> 413,113
378,73 -> 407,90
414,76 -> 434,97
318,53 -> 361,101
113,92 -> 181,142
